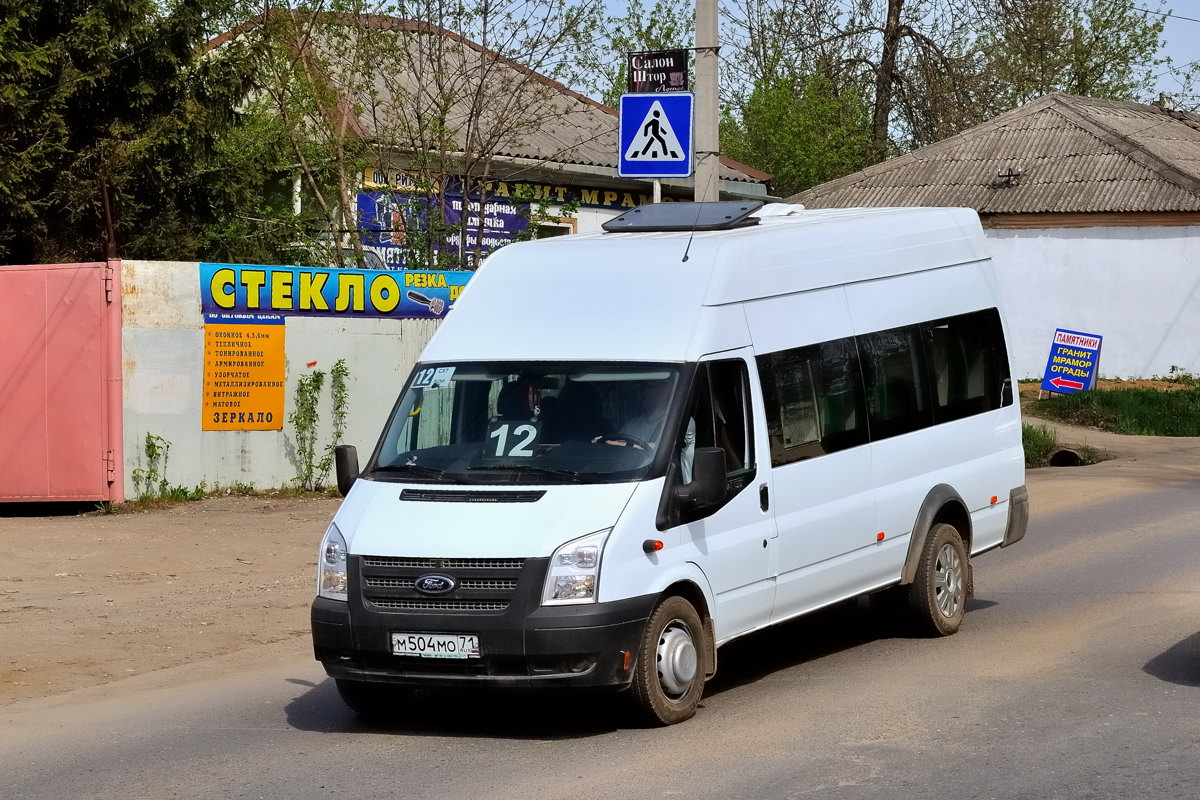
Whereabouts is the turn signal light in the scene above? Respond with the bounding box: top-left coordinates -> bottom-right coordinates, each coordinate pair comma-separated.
876,532 -> 886,542
642,539 -> 664,553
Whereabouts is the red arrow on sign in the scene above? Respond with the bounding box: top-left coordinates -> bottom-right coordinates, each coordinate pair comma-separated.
1050,376 -> 1085,390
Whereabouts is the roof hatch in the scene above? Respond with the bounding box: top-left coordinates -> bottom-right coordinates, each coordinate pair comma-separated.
601,201 -> 765,232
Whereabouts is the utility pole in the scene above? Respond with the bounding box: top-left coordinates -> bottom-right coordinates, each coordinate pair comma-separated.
694,0 -> 719,201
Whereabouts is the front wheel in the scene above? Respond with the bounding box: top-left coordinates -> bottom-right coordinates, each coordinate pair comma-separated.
906,523 -> 968,636
630,596 -> 706,726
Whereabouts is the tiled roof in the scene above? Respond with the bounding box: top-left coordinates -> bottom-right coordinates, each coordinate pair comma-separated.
787,93 -> 1200,213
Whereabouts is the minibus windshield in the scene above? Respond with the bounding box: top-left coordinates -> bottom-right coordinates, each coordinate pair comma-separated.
369,362 -> 685,485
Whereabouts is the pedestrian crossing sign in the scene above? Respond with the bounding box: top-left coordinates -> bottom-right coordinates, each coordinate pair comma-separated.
618,92 -> 694,178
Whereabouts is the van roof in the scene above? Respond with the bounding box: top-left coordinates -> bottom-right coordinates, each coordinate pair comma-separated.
419,205 -> 989,363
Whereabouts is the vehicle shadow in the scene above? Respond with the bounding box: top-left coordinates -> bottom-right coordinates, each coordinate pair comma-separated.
1142,631 -> 1200,687
284,595 -> 997,738
284,679 -> 631,739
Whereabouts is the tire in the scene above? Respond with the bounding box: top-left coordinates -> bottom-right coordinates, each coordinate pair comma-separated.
630,596 -> 706,726
335,678 -> 407,717
906,522 -> 969,637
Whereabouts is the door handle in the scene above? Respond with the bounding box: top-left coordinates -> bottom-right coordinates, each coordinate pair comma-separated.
759,483 -> 769,512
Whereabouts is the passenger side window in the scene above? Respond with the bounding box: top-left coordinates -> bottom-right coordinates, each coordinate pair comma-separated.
757,338 -> 868,466
686,359 -> 754,480
859,326 -> 934,440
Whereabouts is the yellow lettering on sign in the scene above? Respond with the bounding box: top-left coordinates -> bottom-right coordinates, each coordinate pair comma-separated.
404,273 -> 448,289
335,273 -> 365,312
298,272 -> 330,311
370,274 -> 400,313
621,193 -> 636,208
603,191 -> 618,206
492,182 -> 510,198
270,271 -> 293,309
241,270 -> 267,310
210,268 -> 236,309
581,189 -> 599,205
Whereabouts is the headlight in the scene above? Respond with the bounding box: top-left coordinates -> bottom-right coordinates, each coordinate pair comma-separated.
317,523 -> 349,601
542,529 -> 610,605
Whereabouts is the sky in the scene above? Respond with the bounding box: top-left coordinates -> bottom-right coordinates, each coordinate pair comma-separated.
1150,1 -> 1200,102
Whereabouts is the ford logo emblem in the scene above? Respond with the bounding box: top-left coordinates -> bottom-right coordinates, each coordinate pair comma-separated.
414,574 -> 457,595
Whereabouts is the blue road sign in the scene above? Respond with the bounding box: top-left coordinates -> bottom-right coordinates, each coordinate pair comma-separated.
618,93 -> 694,178
1040,328 -> 1103,393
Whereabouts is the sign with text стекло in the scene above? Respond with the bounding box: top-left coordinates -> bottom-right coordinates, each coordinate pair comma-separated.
1040,328 -> 1103,394
200,263 -> 471,320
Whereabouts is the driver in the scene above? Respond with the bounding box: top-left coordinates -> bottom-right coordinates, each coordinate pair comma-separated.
596,380 -> 672,449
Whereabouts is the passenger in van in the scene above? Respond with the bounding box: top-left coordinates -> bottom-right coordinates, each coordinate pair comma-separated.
496,377 -> 541,420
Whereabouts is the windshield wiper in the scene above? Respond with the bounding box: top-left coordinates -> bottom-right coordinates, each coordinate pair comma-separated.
467,463 -> 586,483
371,463 -> 462,482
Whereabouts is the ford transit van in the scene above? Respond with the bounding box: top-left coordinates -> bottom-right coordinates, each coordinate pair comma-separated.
311,201 -> 1028,725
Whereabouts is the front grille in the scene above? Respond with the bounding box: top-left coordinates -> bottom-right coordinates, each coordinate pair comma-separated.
356,555 -> 528,614
364,577 -> 518,591
369,599 -> 510,612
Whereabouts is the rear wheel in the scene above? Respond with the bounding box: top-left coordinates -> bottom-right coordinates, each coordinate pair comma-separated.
906,523 -> 968,636
630,596 -> 706,726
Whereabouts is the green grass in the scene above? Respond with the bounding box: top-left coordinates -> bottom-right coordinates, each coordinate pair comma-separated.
1022,423 -> 1059,467
1029,387 -> 1200,436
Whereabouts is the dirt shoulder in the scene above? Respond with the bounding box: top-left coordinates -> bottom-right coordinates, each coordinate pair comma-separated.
4,418 -> 1200,706
0,493 -> 340,705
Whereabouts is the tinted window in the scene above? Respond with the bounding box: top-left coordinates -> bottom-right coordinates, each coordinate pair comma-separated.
859,326 -> 934,440
922,308 -> 1012,423
757,338 -> 868,466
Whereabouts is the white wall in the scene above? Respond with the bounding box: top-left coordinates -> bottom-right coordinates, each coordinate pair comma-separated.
987,225 -> 1200,379
121,261 -> 439,494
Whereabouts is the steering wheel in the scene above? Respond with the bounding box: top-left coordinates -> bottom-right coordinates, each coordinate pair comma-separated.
597,433 -> 653,451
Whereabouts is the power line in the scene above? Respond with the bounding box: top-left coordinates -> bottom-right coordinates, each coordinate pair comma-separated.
1134,6 -> 1200,25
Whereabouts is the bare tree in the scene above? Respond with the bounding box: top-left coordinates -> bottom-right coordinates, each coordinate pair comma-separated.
245,0 -> 602,269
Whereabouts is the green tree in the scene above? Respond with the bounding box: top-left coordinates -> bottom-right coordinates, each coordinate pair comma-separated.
0,0 -> 288,264
973,0 -> 1173,112
721,70 -> 873,197
720,0 -> 1187,162
575,0 -> 692,108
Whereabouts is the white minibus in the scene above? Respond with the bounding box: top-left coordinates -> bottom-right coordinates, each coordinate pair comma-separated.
312,201 -> 1028,725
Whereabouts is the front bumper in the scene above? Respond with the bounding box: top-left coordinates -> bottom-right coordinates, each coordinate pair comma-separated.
311,555 -> 656,689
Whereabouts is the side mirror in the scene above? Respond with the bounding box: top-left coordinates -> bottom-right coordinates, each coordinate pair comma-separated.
674,447 -> 726,510
335,445 -> 360,497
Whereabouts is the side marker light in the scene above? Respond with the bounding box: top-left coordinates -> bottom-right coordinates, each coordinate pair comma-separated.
643,539 -> 665,553
877,532 -> 886,542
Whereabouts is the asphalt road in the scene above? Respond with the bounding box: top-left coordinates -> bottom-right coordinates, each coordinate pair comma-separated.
2,482 -> 1198,800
